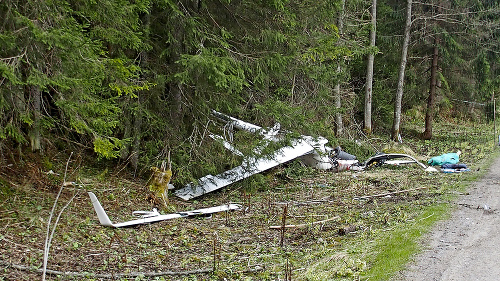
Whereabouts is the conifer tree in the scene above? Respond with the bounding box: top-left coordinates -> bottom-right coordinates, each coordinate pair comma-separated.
0,0 -> 152,157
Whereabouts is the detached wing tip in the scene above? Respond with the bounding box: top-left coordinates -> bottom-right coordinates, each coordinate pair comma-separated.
88,191 -> 115,227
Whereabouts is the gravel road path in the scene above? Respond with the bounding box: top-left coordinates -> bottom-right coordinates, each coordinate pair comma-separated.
394,156 -> 500,281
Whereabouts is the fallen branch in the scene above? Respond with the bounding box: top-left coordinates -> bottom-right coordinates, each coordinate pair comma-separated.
354,186 -> 430,200
269,216 -> 340,229
273,199 -> 333,206
2,261 -> 211,278
1,261 -> 263,278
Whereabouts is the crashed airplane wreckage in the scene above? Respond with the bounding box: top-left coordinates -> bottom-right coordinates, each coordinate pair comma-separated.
359,153 -> 438,172
88,192 -> 241,228
174,111 -> 333,200
174,111 -> 437,201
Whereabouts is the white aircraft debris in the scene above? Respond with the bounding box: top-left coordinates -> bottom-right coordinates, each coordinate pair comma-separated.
174,111 -> 333,200
173,112 -> 437,201
88,192 -> 241,228
359,153 -> 438,172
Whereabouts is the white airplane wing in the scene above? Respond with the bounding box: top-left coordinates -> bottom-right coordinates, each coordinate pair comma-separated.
88,192 -> 241,228
174,138 -> 315,200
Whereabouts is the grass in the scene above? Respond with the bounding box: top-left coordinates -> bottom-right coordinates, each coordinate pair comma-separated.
1,121 -> 499,280
363,203 -> 449,280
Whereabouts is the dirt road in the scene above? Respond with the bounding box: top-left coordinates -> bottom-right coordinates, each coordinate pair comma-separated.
394,156 -> 500,280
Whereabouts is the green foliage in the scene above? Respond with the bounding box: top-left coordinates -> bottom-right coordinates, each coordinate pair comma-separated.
1,0 -> 500,175
337,139 -> 376,162
305,253 -> 366,279
93,137 -> 127,159
283,160 -> 315,180
0,123 -> 27,144
175,48 -> 248,93
0,0 -> 152,157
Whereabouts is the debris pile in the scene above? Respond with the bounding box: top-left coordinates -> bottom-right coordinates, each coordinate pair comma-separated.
427,151 -> 470,173
174,111 -> 440,200
87,112 -> 471,228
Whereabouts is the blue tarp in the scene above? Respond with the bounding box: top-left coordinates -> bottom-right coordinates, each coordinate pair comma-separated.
428,152 -> 460,166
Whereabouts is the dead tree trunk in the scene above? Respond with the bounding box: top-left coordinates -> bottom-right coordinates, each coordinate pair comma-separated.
422,37 -> 440,140
334,0 -> 346,137
364,0 -> 377,134
391,0 -> 412,141
334,74 -> 343,137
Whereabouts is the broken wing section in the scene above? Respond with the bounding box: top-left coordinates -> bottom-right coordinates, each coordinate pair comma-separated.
88,192 -> 242,228
174,138 -> 315,200
361,153 -> 438,172
88,192 -> 114,227
89,192 -> 181,227
298,135 -> 333,170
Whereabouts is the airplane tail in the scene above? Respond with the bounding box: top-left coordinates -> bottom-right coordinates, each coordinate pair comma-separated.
88,192 -> 114,227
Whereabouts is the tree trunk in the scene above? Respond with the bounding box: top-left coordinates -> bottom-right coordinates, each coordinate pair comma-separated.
391,0 -> 412,141
334,77 -> 343,136
130,12 -> 150,172
30,85 -> 42,152
422,37 -> 439,140
120,97 -> 133,161
130,93 -> 143,172
168,4 -> 186,129
171,83 -> 183,123
334,0 -> 346,137
364,0 -> 377,135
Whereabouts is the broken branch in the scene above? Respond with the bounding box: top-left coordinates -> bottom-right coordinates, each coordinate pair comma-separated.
1,260 -> 265,279
354,186 -> 430,200
42,152 -> 73,281
2,261 -> 212,278
269,216 -> 340,229
280,204 -> 287,246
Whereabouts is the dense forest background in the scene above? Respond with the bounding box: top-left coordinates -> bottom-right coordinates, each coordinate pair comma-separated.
1,0 -> 499,183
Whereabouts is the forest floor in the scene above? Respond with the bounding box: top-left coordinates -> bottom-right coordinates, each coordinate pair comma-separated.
0,122 -> 498,280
